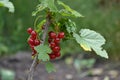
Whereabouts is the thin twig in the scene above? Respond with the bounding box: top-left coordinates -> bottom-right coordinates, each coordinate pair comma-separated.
27,13 -> 51,80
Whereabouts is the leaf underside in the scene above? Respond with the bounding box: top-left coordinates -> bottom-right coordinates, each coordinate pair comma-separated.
45,62 -> 56,73
0,0 -> 14,13
73,29 -> 108,59
35,45 -> 51,61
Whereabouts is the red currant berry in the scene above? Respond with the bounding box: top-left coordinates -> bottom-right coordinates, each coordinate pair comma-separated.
27,27 -> 33,34
52,46 -> 60,52
48,38 -> 52,43
55,43 -> 60,46
30,35 -> 36,40
33,49 -> 37,53
30,45 -> 34,50
32,52 -> 36,56
28,38 -> 34,45
49,54 -> 56,59
48,31 -> 53,35
58,32 -> 65,39
32,49 -> 37,56
34,39 -> 40,46
54,38 -> 60,44
49,32 -> 56,39
55,52 -> 61,57
32,52 -> 35,56
31,31 -> 37,37
50,42 -> 56,48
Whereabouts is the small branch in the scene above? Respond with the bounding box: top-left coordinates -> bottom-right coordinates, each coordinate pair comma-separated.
27,13 -> 51,80
41,15 -> 51,44
27,55 -> 37,80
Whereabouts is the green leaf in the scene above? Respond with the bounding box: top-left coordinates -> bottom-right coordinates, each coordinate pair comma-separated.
0,0 -> 14,13
32,4 -> 46,16
73,33 -> 91,51
59,19 -> 77,39
36,19 -> 46,33
38,52 -> 50,61
0,3 -> 4,6
57,0 -> 83,17
37,19 -> 46,29
33,0 -> 57,16
73,29 -> 108,59
45,62 -> 56,73
59,9 -> 74,17
46,0 -> 57,12
65,19 -> 77,33
35,45 -> 51,61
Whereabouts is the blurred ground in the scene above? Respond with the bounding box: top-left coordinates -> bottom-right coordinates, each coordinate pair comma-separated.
0,51 -> 120,80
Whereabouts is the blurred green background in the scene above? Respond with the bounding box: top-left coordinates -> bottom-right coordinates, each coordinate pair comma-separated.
0,0 -> 120,60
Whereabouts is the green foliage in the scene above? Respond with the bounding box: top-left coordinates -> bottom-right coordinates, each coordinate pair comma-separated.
39,0 -> 108,59
31,0 -> 109,73
43,0 -> 57,12
36,19 -> 46,33
0,69 -> 15,80
0,0 -> 14,13
35,45 -> 51,61
0,3 -> 4,6
73,29 -> 108,59
69,0 -> 120,60
0,0 -> 38,55
32,4 -> 46,16
33,0 -> 83,18
45,62 -> 56,73
58,19 -> 108,58
65,19 -> 77,33
1,0 -> 119,60
58,19 -> 77,39
57,0 -> 83,17
32,0 -> 57,16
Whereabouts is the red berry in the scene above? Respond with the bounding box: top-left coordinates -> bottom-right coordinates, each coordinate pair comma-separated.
54,38 -> 60,44
48,38 -> 52,43
50,42 -> 56,48
32,52 -> 35,56
32,49 -> 37,56
52,46 -> 60,52
27,28 -> 33,34
30,35 -> 36,40
34,39 -> 40,46
49,54 -> 56,59
49,32 -> 56,39
30,45 -> 34,50
48,31 -> 53,35
55,52 -> 61,57
28,38 -> 34,45
31,31 -> 37,37
33,49 -> 37,53
32,52 -> 36,56
58,32 -> 65,39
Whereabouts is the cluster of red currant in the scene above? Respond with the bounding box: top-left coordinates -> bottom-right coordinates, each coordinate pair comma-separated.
27,28 -> 41,56
27,27 -> 65,60
48,31 -> 65,59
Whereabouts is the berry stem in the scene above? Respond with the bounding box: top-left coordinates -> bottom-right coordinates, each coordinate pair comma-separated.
27,13 -> 51,80
34,15 -> 42,29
